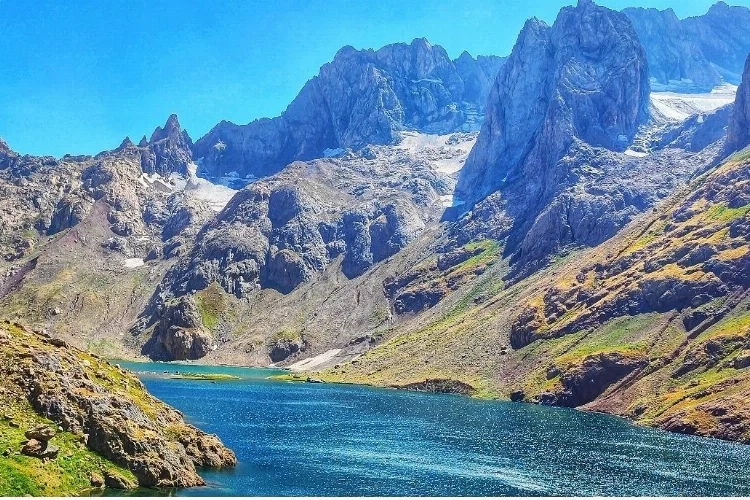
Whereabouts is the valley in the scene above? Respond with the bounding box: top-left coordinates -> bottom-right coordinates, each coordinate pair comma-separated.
3,0 -> 750,494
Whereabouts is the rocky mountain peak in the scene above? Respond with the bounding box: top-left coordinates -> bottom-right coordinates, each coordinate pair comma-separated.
118,136 -> 134,150
727,54 -> 750,153
133,115 -> 194,176
193,40 -> 505,181
457,0 -> 648,204
708,1 -> 730,14
150,113 -> 184,144
625,2 -> 750,91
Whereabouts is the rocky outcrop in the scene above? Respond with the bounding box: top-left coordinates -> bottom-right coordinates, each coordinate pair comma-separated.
136,114 -> 193,177
624,3 -> 750,91
446,0 -> 673,276
535,352 -> 647,407
193,39 -> 504,180
727,54 -> 750,153
159,163 -> 428,297
395,378 -> 476,395
147,295 -> 213,361
383,240 -> 498,314
445,1 -> 732,279
0,320 -> 235,489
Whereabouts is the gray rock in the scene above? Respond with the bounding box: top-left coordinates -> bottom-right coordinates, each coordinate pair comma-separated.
727,54 -> 750,153
147,295 -> 213,361
193,39 -> 504,180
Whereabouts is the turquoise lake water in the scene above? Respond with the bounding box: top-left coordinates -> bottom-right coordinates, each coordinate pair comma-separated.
111,360 -> 750,496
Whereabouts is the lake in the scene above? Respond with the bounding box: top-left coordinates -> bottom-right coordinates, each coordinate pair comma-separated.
112,361 -> 750,496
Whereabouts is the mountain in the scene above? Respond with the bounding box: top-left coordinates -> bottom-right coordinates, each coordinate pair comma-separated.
727,54 -> 750,152
624,2 -> 750,91
136,133 -> 475,361
4,0 -> 750,455
318,56 -> 750,444
138,113 -> 194,176
192,39 -> 504,181
449,0 -> 712,278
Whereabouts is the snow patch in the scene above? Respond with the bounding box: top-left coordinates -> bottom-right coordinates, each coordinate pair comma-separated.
397,131 -> 477,174
323,147 -> 346,158
123,258 -> 144,268
650,84 -> 737,123
287,349 -> 343,371
171,163 -> 238,211
624,149 -> 649,158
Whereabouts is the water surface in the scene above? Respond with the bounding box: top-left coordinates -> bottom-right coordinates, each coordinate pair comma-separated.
115,360 -> 750,496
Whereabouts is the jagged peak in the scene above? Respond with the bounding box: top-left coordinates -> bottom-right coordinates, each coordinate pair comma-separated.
410,37 -> 432,50
333,45 -> 362,61
150,114 -> 182,143
118,136 -> 134,149
0,137 -> 10,154
455,50 -> 474,63
138,135 -> 149,147
164,113 -> 181,134
708,1 -> 730,13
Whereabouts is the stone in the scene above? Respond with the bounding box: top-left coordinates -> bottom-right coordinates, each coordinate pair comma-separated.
104,470 -> 137,490
21,439 -> 58,459
510,389 -> 525,402
90,472 -> 105,488
25,425 -> 56,441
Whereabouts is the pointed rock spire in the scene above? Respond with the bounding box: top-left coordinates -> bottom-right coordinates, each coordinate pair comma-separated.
118,136 -> 134,150
138,135 -> 149,147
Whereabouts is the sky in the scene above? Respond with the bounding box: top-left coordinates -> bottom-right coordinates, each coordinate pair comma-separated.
1,0 -> 749,157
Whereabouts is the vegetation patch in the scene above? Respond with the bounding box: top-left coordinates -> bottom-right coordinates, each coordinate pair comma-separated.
194,283 -> 226,331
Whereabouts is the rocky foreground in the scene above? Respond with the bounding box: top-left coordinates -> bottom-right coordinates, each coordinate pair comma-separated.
0,320 -> 235,495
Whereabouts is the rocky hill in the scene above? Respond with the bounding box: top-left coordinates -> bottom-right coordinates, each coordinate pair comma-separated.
624,2 -> 750,92
136,133 -> 475,362
193,39 -> 504,181
0,320 -> 234,495
0,116 -> 214,359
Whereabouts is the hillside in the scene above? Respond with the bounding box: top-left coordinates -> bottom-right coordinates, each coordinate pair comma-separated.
316,147 -> 750,443
0,320 -> 235,495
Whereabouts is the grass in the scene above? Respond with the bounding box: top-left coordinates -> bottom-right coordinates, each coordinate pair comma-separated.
704,202 -> 750,223
195,283 -> 225,331
0,386 -> 136,496
272,329 -> 301,343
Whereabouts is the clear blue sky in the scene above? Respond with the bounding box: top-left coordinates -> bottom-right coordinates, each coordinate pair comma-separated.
1,0 -> 748,157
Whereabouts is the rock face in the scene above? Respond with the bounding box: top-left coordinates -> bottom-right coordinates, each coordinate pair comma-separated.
727,54 -> 750,153
624,2 -> 750,91
148,295 -> 213,361
138,133 -> 472,362
0,321 -> 235,488
457,0 -> 650,204
136,114 -> 193,176
510,152 -> 750,349
534,353 -> 647,407
193,39 -> 504,180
